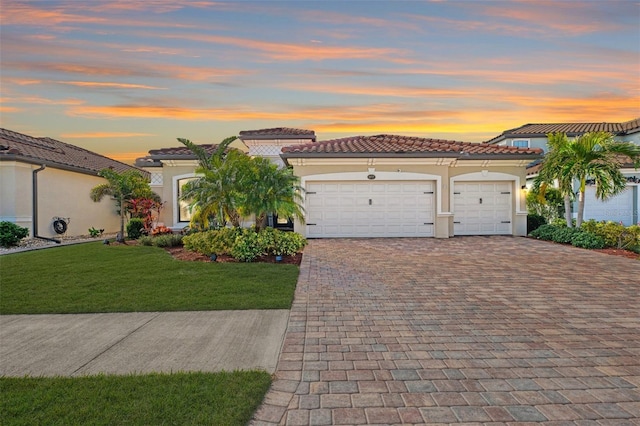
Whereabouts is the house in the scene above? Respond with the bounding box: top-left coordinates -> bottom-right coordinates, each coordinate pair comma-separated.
134,128 -> 315,229
486,118 -> 640,225
281,134 -> 542,238
0,128 -> 149,239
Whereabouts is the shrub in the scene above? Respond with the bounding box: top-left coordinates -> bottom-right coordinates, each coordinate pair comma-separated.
527,214 -> 547,234
550,226 -> 582,244
126,218 -> 146,239
581,220 -> 640,249
0,221 -> 29,247
529,224 -> 557,240
183,231 -> 215,254
273,231 -> 307,256
231,229 -> 264,262
139,236 -> 154,246
571,232 -> 605,249
153,234 -> 183,248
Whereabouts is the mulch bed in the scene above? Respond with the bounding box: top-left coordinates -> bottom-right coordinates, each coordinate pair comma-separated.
164,246 -> 303,265
592,247 -> 640,260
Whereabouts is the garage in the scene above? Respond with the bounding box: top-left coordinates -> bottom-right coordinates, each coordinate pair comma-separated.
453,182 -> 512,235
583,186 -> 635,226
305,181 -> 435,238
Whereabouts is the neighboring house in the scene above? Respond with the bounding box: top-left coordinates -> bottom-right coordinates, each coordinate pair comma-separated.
0,128 -> 148,239
134,128 -> 315,230
281,135 -> 542,238
486,118 -> 640,225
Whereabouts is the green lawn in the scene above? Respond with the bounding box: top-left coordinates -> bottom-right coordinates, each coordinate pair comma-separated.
0,242 -> 299,314
1,371 -> 271,426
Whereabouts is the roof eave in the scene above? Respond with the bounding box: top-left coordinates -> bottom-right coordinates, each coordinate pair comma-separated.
281,152 -> 542,160
0,154 -> 150,178
239,134 -> 316,141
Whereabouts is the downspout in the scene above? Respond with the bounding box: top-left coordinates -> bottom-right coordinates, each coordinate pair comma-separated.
32,165 -> 61,243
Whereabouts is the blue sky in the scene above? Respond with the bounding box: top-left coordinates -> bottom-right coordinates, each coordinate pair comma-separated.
1,0 -> 638,163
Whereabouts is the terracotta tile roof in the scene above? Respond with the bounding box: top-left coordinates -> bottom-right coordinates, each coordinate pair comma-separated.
486,118 -> 640,144
239,127 -> 316,140
282,134 -> 543,159
147,144 -> 221,157
134,144 -> 242,167
0,128 -> 145,177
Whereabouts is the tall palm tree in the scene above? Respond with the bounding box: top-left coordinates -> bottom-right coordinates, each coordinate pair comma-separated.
90,169 -> 157,241
533,132 -> 575,227
535,131 -> 640,228
568,131 -> 640,227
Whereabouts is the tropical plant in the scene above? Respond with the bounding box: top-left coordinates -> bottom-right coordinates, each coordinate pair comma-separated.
90,169 -> 159,242
129,198 -> 165,233
534,132 -> 640,228
178,136 -> 305,231
177,137 -> 246,229
241,157 -> 304,231
526,186 -> 563,223
533,132 -> 576,227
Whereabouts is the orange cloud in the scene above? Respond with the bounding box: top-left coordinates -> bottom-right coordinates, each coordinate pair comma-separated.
103,151 -> 151,164
153,32 -> 406,62
60,132 -> 155,138
0,106 -> 23,113
58,81 -> 166,90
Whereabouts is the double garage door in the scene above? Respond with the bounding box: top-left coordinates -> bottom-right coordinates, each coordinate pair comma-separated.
305,180 -> 513,238
305,181 -> 434,238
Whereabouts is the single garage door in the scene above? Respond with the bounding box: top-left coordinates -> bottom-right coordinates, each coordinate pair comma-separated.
305,181 -> 435,238
454,182 -> 512,235
583,186 -> 634,226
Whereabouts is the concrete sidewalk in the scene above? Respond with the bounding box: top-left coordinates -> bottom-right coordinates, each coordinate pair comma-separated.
1,310 -> 289,376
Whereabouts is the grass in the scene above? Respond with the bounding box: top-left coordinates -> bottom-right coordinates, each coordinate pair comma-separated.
0,371 -> 271,426
0,242 -> 299,314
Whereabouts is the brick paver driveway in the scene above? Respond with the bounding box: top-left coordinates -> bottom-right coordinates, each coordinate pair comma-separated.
252,237 -> 640,425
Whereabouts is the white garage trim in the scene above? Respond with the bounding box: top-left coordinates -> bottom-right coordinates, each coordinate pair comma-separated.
301,171 -> 450,217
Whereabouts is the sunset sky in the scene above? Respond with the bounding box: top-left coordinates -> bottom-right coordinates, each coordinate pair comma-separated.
1,0 -> 639,164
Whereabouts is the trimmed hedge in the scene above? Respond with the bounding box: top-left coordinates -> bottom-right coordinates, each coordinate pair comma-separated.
183,227 -> 307,262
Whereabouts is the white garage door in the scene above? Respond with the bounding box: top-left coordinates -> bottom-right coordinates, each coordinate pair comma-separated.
454,182 -> 512,235
583,186 -> 634,226
305,181 -> 435,238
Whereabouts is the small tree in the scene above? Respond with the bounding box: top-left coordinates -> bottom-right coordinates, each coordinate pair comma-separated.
241,157 -> 304,232
90,169 -> 158,242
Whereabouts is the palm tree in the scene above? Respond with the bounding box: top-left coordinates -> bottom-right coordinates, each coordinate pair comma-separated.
178,136 -> 305,231
533,132 -> 576,227
535,131 -> 640,228
177,137 -> 245,228
568,131 -> 640,227
90,169 -> 157,242
241,157 -> 305,231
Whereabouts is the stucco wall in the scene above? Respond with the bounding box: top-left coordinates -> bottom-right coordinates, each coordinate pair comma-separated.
0,161 -> 121,238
